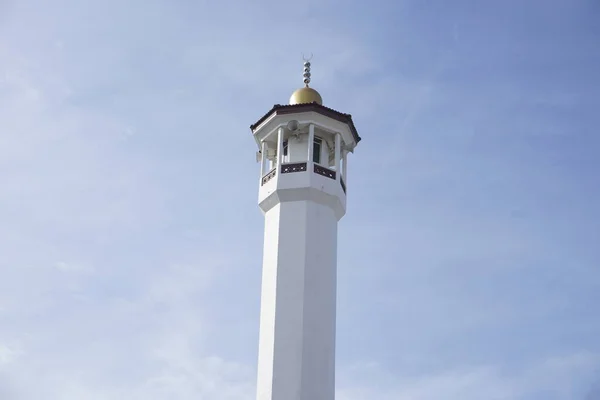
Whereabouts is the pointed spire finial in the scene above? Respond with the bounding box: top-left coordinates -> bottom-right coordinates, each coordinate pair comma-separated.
302,53 -> 313,87
289,53 -> 322,105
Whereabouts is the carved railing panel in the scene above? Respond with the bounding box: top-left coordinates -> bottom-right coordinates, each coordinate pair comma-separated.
314,164 -> 336,180
281,162 -> 307,174
261,168 -> 276,185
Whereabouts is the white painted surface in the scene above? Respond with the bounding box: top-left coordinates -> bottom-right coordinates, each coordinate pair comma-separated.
254,109 -> 358,400
256,200 -> 338,400
288,136 -> 307,163
252,112 -> 359,155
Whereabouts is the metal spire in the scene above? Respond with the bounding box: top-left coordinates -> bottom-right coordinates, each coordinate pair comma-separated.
302,53 -> 313,87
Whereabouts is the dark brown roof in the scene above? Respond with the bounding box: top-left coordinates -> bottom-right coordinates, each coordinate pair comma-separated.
250,103 -> 362,143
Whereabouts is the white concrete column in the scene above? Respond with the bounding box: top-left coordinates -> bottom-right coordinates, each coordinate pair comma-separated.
256,200 -> 339,400
307,124 -> 315,162
334,133 -> 341,182
260,141 -> 267,179
342,150 -> 348,184
277,127 -> 284,167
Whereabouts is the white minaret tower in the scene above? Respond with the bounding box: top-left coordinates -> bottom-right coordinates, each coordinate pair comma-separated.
250,59 -> 361,400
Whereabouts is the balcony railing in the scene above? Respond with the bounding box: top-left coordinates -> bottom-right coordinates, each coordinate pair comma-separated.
314,164 -> 336,180
281,162 -> 307,174
261,168 -> 276,185
262,162 -> 345,194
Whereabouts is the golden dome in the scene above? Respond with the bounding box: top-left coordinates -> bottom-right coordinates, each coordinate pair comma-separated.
289,86 -> 323,105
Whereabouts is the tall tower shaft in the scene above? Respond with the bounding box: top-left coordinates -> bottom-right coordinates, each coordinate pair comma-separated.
250,63 -> 361,400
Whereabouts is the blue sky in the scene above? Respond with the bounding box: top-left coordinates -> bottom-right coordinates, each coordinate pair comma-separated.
1,0 -> 599,398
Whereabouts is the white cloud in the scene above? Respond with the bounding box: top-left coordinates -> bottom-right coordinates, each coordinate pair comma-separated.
0,253 -> 253,400
55,261 -> 95,274
338,352 -> 600,400
0,345 -> 20,366
1,1 -> 599,400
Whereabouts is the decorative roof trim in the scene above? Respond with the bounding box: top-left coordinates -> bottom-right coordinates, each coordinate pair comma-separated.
250,102 -> 361,143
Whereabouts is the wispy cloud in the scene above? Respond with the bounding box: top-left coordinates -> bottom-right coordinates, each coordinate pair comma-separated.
338,352 -> 600,400
1,0 -> 599,399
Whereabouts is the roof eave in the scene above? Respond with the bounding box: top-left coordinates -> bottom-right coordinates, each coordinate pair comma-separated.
250,103 -> 361,144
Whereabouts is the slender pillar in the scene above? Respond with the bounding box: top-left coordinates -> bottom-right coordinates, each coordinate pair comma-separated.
307,123 -> 315,162
342,151 -> 348,184
260,141 -> 267,180
277,127 -> 284,167
334,133 -> 341,182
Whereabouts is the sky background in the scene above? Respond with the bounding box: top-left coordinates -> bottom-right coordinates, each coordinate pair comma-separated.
1,0 -> 600,399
